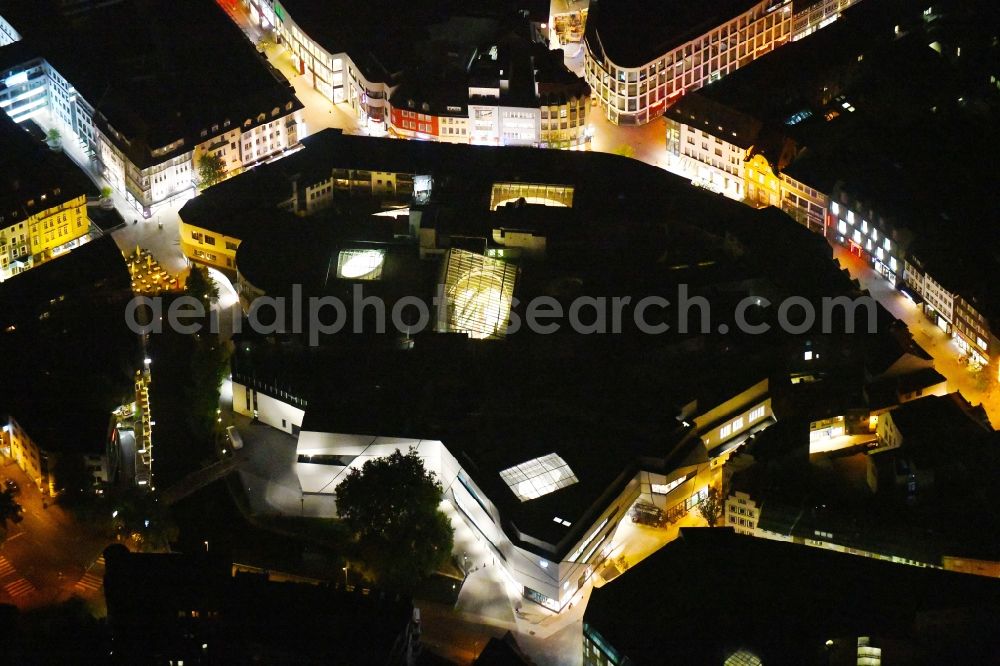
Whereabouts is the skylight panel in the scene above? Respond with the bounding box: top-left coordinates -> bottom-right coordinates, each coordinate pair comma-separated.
499,453 -> 578,502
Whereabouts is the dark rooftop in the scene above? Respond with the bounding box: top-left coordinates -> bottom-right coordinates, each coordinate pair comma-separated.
584,527 -> 1000,664
103,544 -> 415,664
0,0 -> 302,168
0,112 -> 95,229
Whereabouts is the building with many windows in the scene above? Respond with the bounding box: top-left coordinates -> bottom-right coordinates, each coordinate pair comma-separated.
584,0 -> 862,125
0,0 -> 303,216
661,0 -> 1000,375
0,113 -> 94,281
242,0 -> 588,148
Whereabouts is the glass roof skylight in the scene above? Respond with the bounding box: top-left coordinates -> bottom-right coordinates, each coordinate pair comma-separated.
499,453 -> 578,502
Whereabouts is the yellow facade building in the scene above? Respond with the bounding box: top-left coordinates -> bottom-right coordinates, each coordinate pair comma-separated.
1,112 -> 92,282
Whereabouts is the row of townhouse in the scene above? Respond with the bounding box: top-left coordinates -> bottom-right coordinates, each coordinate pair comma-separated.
0,0 -> 304,218
661,0 -> 1000,374
242,0 -> 590,149
0,111 -> 92,281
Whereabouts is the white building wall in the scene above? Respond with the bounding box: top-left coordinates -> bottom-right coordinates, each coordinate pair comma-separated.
0,14 -> 19,45
674,122 -> 745,198
291,426 -> 692,612
232,380 -> 305,435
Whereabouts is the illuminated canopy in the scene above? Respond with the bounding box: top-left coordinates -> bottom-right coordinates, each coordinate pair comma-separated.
336,248 -> 385,280
500,453 -> 579,502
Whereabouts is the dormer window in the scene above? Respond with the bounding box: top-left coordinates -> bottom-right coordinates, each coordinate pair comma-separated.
271,107 -> 279,116
422,102 -> 430,112
244,119 -> 252,127
407,99 -> 415,109
285,101 -> 293,111
211,124 -> 219,132
200,129 -> 208,137
223,119 -> 231,127
257,113 -> 266,122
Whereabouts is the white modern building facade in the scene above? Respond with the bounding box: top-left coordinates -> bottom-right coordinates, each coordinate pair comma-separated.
229,371 -> 768,613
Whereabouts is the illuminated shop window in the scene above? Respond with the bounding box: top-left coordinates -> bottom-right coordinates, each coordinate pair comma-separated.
499,453 -> 578,502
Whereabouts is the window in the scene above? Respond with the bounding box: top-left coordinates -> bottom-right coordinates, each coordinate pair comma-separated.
731,417 -> 744,431
720,424 -> 732,439
651,474 -> 688,495
749,405 -> 765,421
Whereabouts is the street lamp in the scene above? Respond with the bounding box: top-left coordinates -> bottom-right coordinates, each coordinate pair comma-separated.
343,564 -> 349,587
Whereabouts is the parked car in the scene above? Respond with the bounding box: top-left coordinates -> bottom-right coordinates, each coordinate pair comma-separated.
226,425 -> 244,450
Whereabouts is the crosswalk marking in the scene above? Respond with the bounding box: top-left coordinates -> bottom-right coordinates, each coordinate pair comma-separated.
95,555 -> 106,567
74,572 -> 103,593
0,556 -> 15,578
3,578 -> 35,598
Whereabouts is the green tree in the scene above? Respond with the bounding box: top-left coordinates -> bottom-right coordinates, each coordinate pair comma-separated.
186,333 -> 230,438
336,448 -> 454,590
184,265 -> 220,308
698,487 -> 724,527
613,143 -> 636,159
198,152 -> 226,189
109,488 -> 178,551
0,488 -> 24,535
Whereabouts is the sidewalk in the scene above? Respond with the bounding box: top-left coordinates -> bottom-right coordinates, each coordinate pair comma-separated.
833,245 -> 1000,427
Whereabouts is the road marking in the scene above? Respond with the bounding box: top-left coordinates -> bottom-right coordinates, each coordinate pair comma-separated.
74,572 -> 104,593
0,556 -> 15,578
95,555 -> 105,567
3,578 -> 35,598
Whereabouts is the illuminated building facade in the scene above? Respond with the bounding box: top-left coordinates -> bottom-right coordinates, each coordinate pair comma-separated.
242,0 -> 589,149
0,112 -> 92,281
228,343 -> 789,613
584,0 -> 794,126
4,412 -> 119,494
584,0 -> 866,126
0,0 -> 304,216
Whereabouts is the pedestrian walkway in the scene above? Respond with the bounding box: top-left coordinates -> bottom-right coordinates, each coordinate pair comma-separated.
3,577 -> 35,599
0,555 -> 37,601
73,571 -> 104,595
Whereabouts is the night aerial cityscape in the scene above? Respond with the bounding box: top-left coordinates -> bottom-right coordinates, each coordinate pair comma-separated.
1,0 -> 1000,664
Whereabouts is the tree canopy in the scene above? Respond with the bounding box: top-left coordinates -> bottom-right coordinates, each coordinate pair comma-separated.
698,487 -> 724,528
184,265 -> 219,308
335,448 -> 453,590
197,152 -> 226,189
0,488 -> 24,536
